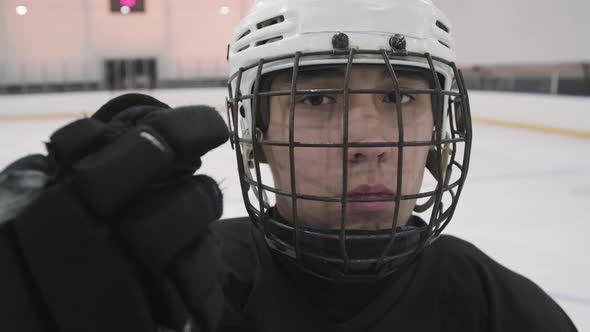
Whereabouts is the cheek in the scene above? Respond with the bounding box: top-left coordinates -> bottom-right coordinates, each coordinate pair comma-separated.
401,105 -> 434,141
266,146 -> 342,226
294,148 -> 342,194
264,98 -> 344,195
397,146 -> 431,194
265,145 -> 342,194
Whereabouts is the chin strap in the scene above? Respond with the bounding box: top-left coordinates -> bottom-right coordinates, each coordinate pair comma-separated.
241,126 -> 271,210
414,138 -> 452,213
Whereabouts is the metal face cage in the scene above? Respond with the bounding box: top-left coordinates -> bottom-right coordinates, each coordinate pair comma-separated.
226,48 -> 473,283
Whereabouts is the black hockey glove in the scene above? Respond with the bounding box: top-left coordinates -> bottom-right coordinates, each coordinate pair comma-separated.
2,93 -> 229,332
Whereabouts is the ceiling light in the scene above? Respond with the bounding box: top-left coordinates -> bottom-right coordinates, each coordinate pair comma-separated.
220,6 -> 230,15
16,5 -> 28,16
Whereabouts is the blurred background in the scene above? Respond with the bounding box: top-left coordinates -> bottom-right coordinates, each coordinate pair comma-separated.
0,0 -> 589,95
0,0 -> 254,93
0,0 -> 589,330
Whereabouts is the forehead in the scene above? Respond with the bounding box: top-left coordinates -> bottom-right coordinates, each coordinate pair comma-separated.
270,65 -> 431,88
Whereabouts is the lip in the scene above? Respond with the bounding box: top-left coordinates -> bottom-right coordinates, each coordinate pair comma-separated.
346,184 -> 396,212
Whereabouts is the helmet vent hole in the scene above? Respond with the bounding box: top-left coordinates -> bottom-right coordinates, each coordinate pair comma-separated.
436,20 -> 450,33
237,29 -> 251,41
255,36 -> 284,47
256,15 -> 285,29
438,40 -> 450,49
237,45 -> 250,53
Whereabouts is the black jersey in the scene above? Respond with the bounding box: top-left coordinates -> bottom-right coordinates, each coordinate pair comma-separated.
212,217 -> 577,332
0,214 -> 578,332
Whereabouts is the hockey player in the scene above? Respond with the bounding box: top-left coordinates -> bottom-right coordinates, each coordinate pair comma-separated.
0,0 -> 578,331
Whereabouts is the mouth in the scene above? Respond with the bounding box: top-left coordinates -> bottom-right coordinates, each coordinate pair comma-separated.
346,184 -> 396,213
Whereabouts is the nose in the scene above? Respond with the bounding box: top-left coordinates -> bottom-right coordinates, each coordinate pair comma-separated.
346,96 -> 392,165
348,147 -> 386,164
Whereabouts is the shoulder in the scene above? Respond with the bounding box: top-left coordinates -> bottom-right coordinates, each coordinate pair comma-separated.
428,235 -> 577,331
210,216 -> 256,266
431,234 -> 483,258
429,234 -> 550,298
424,234 -> 492,285
210,216 -> 253,241
210,216 -> 260,319
210,216 -> 258,278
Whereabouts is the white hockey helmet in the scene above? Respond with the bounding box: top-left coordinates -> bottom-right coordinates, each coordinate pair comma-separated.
226,0 -> 472,282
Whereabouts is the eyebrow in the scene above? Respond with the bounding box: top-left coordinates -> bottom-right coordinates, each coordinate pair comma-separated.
276,66 -> 429,86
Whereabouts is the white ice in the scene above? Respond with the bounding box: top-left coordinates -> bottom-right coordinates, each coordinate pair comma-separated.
1,89 -> 589,330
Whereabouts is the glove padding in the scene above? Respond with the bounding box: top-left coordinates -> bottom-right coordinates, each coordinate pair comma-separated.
12,93 -> 229,332
48,93 -> 228,217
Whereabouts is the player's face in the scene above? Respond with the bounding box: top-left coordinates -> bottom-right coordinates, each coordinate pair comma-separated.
262,65 -> 433,230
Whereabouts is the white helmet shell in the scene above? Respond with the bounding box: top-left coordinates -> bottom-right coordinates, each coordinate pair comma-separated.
229,0 -> 455,67
229,0 -> 455,75
228,0 -> 457,149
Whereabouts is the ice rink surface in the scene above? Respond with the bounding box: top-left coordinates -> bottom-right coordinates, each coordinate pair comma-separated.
1,88 -> 589,330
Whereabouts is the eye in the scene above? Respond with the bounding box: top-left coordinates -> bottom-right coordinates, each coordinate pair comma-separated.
301,95 -> 335,106
383,93 -> 413,104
